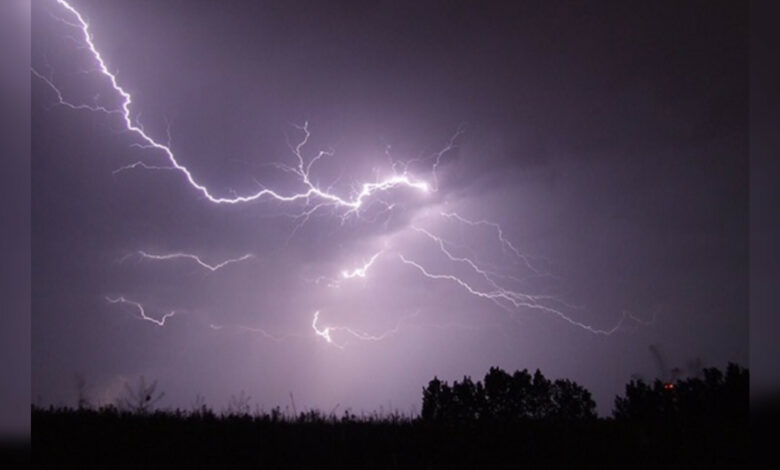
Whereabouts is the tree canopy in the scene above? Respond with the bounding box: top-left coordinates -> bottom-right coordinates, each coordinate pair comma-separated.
422,367 -> 596,422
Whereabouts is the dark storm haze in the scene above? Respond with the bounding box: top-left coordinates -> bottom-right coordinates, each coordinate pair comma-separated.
32,0 -> 747,416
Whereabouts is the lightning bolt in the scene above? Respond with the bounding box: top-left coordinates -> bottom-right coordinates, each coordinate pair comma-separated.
388,124 -> 464,192
409,226 -> 568,305
398,254 -> 625,335
439,211 -> 551,276
31,67 -> 121,115
341,249 -> 384,279
396,220 -> 635,335
112,162 -> 176,175
312,311 -> 336,346
105,296 -> 179,327
302,248 -> 385,288
136,251 -> 253,272
311,310 -> 415,349
35,0 -> 435,215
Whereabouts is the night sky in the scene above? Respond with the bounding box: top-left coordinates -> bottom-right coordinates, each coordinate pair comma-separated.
31,0 -> 748,415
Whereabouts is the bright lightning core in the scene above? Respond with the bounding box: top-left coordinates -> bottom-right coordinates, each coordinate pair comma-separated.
341,250 -> 384,279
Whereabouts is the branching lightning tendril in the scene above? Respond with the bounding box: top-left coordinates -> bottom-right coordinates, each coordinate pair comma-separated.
105,296 -> 179,326
312,310 -> 415,349
137,251 -> 254,272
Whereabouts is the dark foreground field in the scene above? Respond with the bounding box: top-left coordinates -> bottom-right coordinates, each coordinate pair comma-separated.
33,407 -> 746,469
32,364 -> 748,468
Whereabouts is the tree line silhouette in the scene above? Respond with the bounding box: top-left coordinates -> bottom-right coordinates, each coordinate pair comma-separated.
32,363 -> 748,468
420,363 -> 748,426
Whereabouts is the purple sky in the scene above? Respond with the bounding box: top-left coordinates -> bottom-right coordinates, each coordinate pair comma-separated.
31,0 -> 748,415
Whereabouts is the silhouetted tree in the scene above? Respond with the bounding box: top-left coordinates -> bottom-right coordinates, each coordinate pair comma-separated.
421,376 -> 444,421
117,376 -> 165,414
509,369 -> 533,418
483,366 -> 513,419
550,379 -> 597,420
422,366 -> 595,422
529,369 -> 553,419
613,378 -> 673,422
451,376 -> 479,420
613,362 -> 748,426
